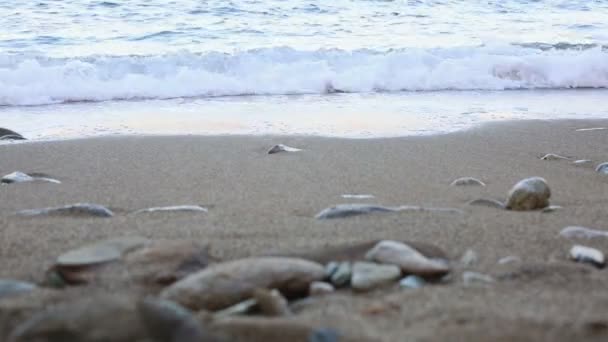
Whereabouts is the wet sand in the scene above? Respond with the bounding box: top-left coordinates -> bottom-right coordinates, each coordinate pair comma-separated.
1,119 -> 608,341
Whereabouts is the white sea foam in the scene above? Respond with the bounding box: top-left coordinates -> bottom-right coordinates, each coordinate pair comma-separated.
1,46 -> 607,106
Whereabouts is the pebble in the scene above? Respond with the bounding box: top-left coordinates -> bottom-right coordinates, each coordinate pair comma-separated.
460,249 -> 477,267
315,204 -> 398,219
462,271 -> 495,286
576,127 -> 607,132
569,245 -> 605,269
134,205 -> 208,214
0,279 -> 37,299
399,275 -> 426,289
138,297 -> 209,342
309,281 -> 335,296
450,177 -> 486,186
0,127 -> 25,140
57,237 -> 149,267
595,162 -> 608,174
325,261 -> 352,287
160,257 -> 324,311
365,240 -> 450,277
253,289 -> 291,317
467,198 -> 505,209
215,298 -> 258,317
541,205 -> 562,213
498,256 -> 521,265
560,226 -> 608,239
351,261 -> 401,291
267,144 -> 302,154
341,194 -> 375,199
1,171 -> 60,184
17,203 -> 114,218
505,177 -> 551,211
540,153 -> 569,161
572,159 -> 593,165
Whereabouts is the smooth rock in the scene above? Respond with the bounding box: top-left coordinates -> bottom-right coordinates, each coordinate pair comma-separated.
560,226 -> 608,239
267,144 -> 302,154
450,177 -> 486,186
365,240 -> 450,277
572,159 -> 593,165
325,261 -> 351,287
0,128 -> 25,140
399,275 -> 426,289
576,127 -> 606,132
540,153 -> 569,161
341,194 -> 375,199
57,237 -> 149,267
463,271 -> 495,286
498,256 -> 521,265
351,262 -> 401,291
18,203 -> 114,218
160,257 -> 324,311
9,294 -> 147,342
460,249 -> 477,267
1,171 -> 60,184
253,289 -> 291,317
315,204 -> 398,219
595,162 -> 608,174
309,281 -> 335,296
467,198 -> 505,209
134,205 -> 208,214
569,245 -> 605,269
138,297 -> 213,342
541,205 -> 562,213
0,280 -> 36,299
505,177 -> 551,211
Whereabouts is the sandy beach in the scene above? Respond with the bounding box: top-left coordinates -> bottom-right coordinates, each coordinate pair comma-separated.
1,119 -> 608,341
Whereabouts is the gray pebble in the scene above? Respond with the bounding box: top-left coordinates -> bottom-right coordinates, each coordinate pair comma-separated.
399,275 -> 426,289
134,205 -> 208,214
450,177 -> 486,186
540,153 -> 569,161
268,144 -> 302,154
315,204 -> 398,219
560,226 -> 608,239
0,127 -> 25,140
505,177 -> 551,211
18,203 -> 114,218
463,271 -> 495,286
570,245 -> 605,269
595,162 -> 608,174
0,279 -> 37,299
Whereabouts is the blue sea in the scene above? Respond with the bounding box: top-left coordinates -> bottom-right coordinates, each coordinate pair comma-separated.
1,0 -> 607,138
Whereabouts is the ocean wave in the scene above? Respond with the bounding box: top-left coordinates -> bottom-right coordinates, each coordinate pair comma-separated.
1,45 -> 607,106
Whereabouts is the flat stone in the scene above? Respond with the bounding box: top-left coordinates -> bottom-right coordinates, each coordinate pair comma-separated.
595,162 -> 608,174
341,194 -> 375,199
365,240 -> 450,277
0,127 -> 25,140
560,226 -> 608,239
540,153 -> 569,161
468,198 -> 505,209
1,171 -> 60,184
541,205 -> 562,213
505,177 -> 551,211
309,281 -> 335,296
576,127 -> 607,132
463,271 -> 495,286
570,245 -> 605,269
9,294 -> 147,342
498,256 -> 521,265
57,237 -> 149,267
460,249 -> 477,267
0,280 -> 36,299
325,261 -> 351,287
315,204 -> 398,219
399,275 -> 426,289
267,144 -> 302,154
160,257 -> 324,311
18,203 -> 114,218
450,177 -> 485,186
572,159 -> 593,165
134,205 -> 208,214
351,261 -> 401,291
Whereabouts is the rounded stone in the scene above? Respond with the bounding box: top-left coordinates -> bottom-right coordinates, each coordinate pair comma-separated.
309,281 -> 335,296
57,237 -> 149,267
365,240 -> 450,277
351,261 -> 401,291
450,177 -> 485,186
399,275 -> 426,289
595,162 -> 608,174
505,177 -> 551,211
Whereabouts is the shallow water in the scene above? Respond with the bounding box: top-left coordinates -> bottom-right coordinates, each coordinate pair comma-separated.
1,0 -> 607,138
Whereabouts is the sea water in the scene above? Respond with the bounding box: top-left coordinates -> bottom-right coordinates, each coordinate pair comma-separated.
1,0 -> 607,138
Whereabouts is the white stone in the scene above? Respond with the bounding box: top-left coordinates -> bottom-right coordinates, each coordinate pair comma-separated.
351,262 -> 401,291
365,240 -> 450,277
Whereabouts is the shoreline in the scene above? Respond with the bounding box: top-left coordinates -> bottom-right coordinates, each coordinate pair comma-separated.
1,118 -> 608,341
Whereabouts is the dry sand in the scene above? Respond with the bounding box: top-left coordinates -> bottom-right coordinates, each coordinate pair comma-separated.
1,119 -> 608,341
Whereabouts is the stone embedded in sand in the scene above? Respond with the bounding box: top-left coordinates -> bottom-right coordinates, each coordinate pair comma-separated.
450,177 -> 486,186
134,205 -> 208,214
267,144 -> 302,154
540,153 -> 570,161
160,257 -> 324,311
505,177 -> 551,211
17,203 -> 114,218
325,261 -> 352,287
541,205 -> 562,213
138,297 -> 212,342
9,294 -> 147,342
0,279 -> 37,299
595,162 -> 608,174
576,127 -> 607,132
57,237 -> 149,267
467,198 -> 505,209
560,226 -> 608,239
315,204 -> 398,219
253,289 -> 291,317
351,261 -> 401,291
460,249 -> 477,267
365,240 -> 450,277
0,127 -> 25,140
1,171 -> 61,184
572,159 -> 593,166
462,271 -> 495,286
569,245 -> 605,269
341,194 -> 375,199
399,275 -> 426,289
498,256 -> 521,265
309,281 -> 335,296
